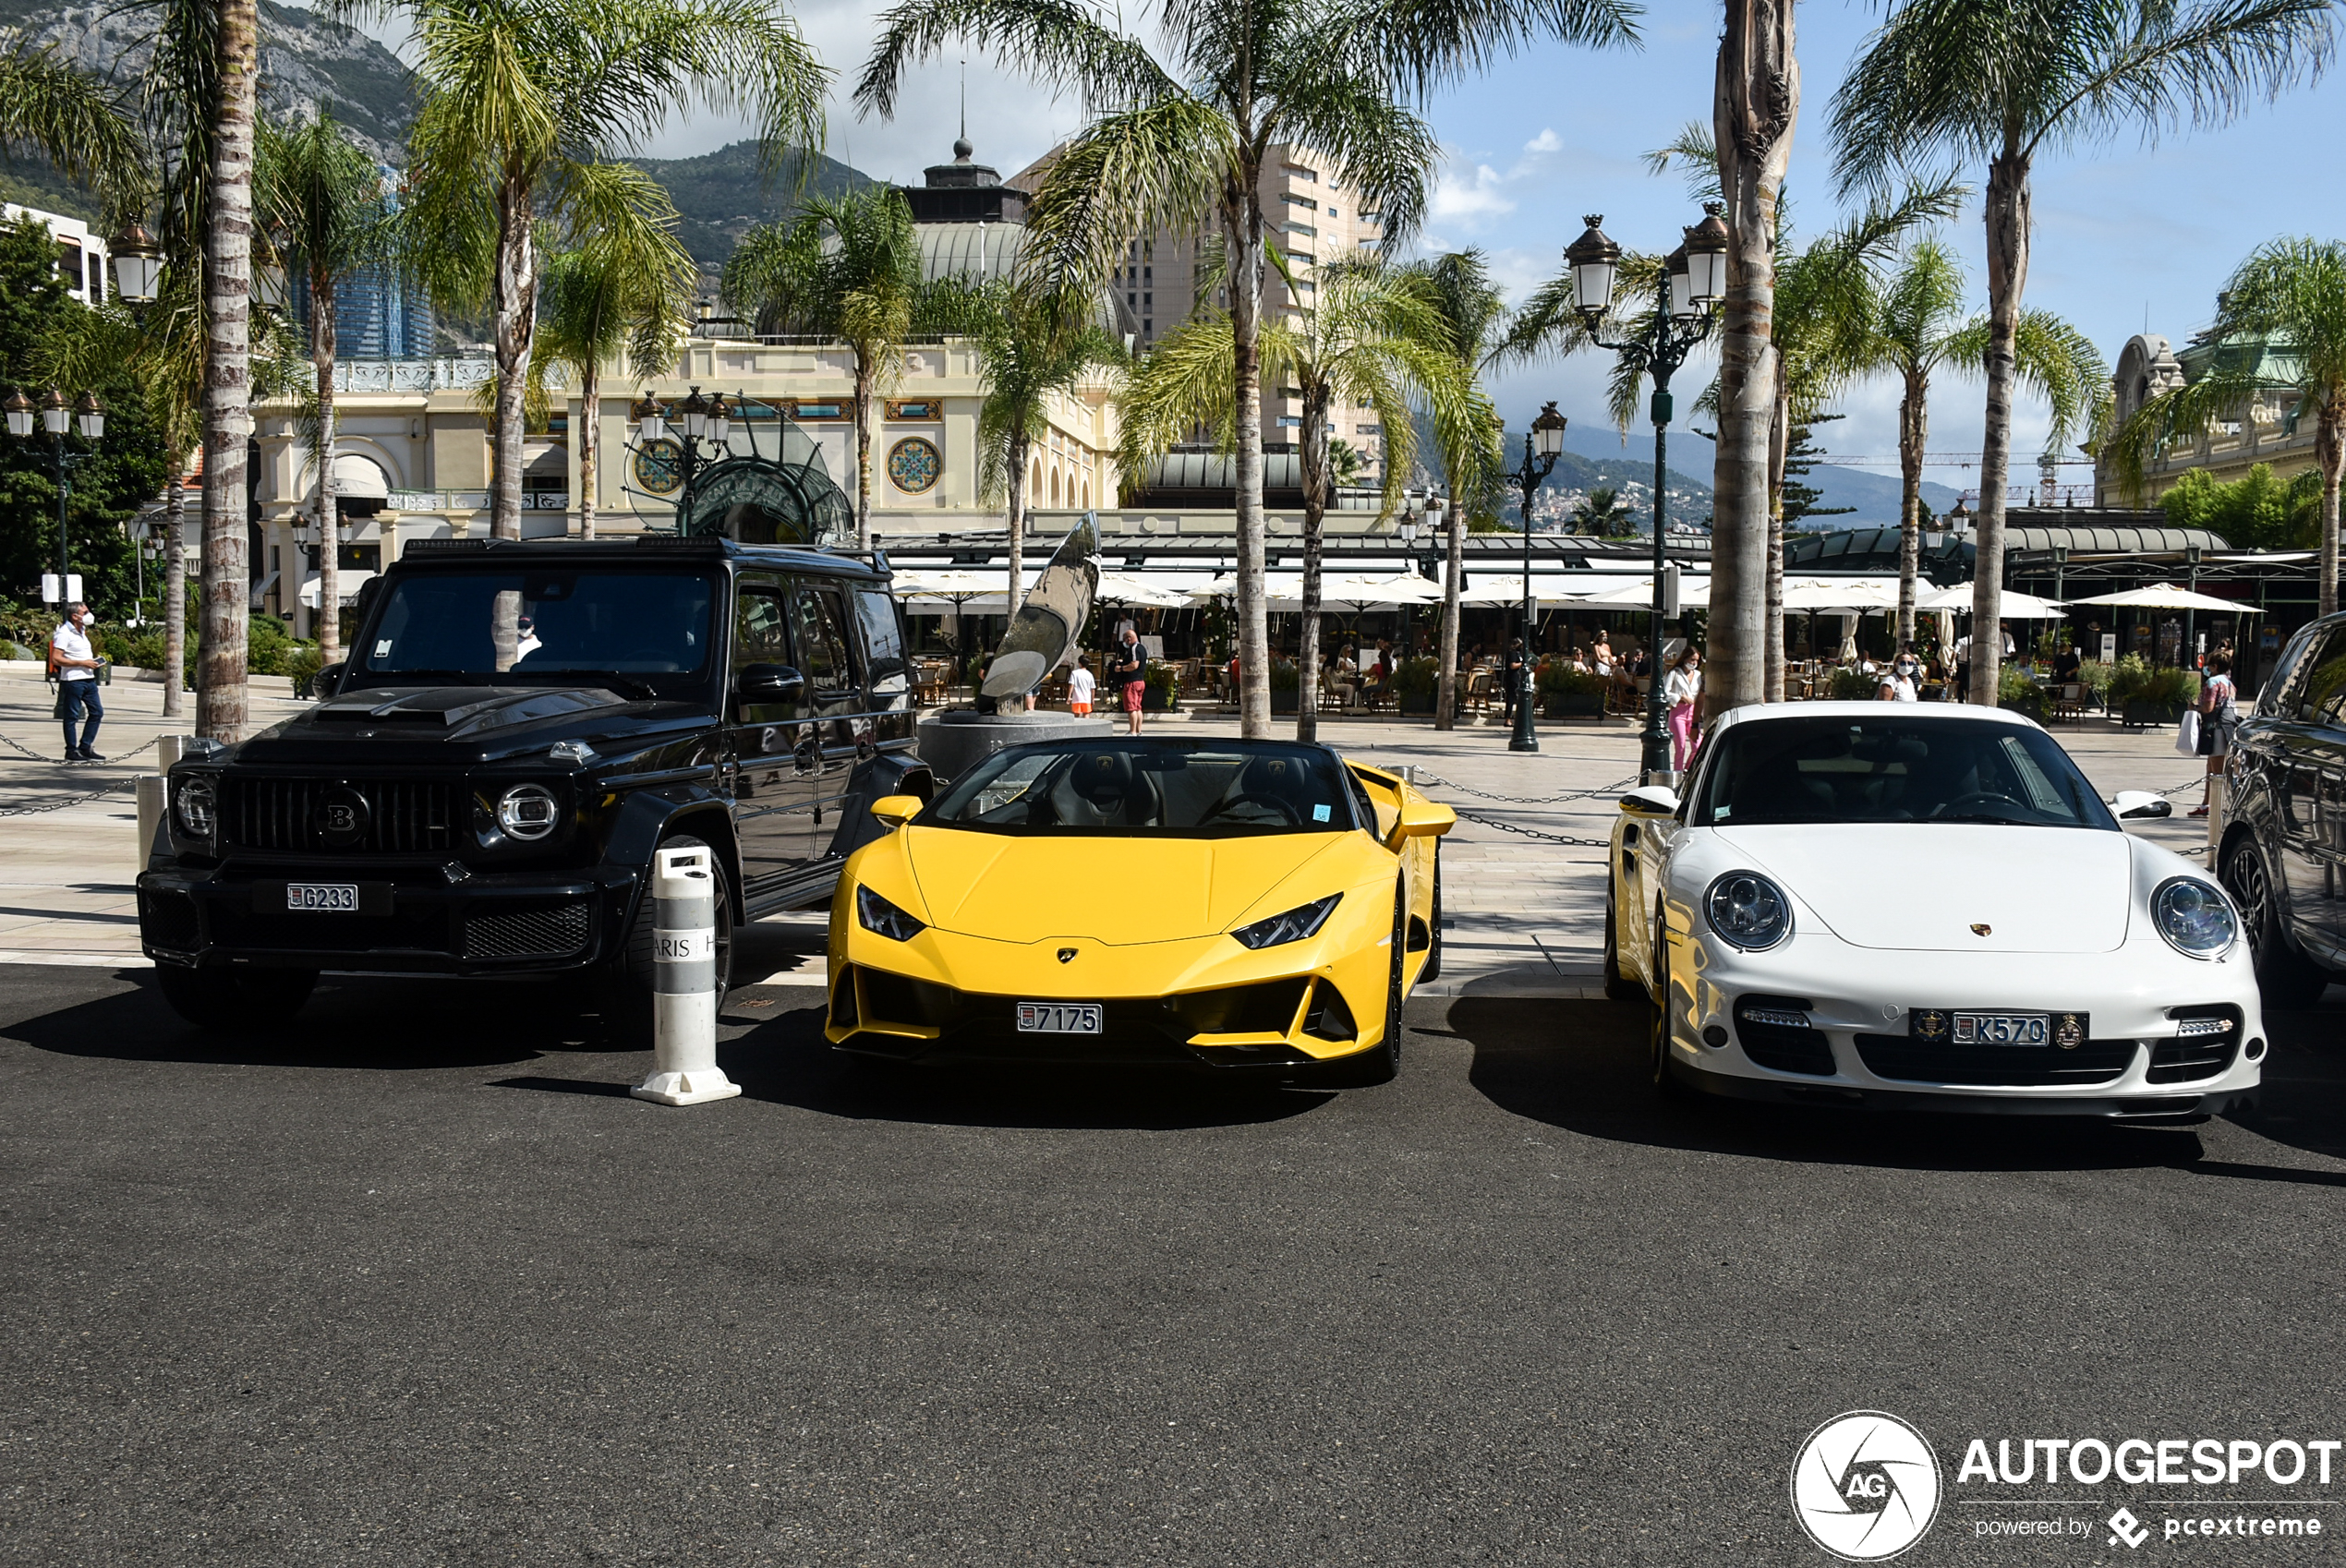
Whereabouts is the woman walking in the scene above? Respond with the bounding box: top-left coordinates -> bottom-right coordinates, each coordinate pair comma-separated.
1664,645 -> 1702,774
2190,653 -> 2238,819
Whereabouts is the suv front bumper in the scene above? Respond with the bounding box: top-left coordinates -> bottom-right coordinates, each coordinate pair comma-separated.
137,863 -> 640,976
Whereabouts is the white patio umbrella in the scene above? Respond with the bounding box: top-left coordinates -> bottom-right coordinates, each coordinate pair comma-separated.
2063,582 -> 2243,613
1574,574 -> 1713,608
1094,569 -> 1194,608
1446,573 -> 1594,608
1915,584 -> 2068,618
1779,576 -> 1902,612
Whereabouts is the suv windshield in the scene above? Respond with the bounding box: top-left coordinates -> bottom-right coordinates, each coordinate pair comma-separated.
348,568 -> 717,694
925,742 -> 1356,836
1692,715 -> 2117,830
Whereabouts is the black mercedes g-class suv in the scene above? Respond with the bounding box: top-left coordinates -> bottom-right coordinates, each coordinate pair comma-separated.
137,537 -> 932,1026
2220,608 -> 2346,1008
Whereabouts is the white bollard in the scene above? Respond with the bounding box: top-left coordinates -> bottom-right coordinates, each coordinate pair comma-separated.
630,844 -> 742,1106
135,776 -> 165,874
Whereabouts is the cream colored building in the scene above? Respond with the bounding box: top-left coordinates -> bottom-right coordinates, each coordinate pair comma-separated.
2096,331 -> 2324,506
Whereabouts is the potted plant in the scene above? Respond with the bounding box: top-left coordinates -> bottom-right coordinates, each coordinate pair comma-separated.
1269,657 -> 1301,715
1392,655 -> 1441,717
1997,664 -> 2049,721
1829,667 -> 1880,702
2076,658 -> 2113,711
1143,663 -> 1179,712
2110,654 -> 2199,728
1538,662 -> 1607,719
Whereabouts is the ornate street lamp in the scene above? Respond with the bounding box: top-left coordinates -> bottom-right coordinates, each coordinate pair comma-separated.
73,390 -> 103,440
1569,204 -> 1728,783
8,386 -> 105,599
633,391 -> 669,444
1505,401 -> 1569,754
108,222 -> 163,305
4,389 -> 32,439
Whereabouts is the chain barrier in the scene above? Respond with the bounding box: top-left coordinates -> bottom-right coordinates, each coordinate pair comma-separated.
1374,768 -> 1642,807
0,732 -> 165,765
1450,808 -> 1614,849
0,778 -> 135,817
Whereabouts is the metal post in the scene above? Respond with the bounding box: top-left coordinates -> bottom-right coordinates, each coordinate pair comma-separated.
54,428 -> 69,590
1510,433 -> 1545,753
1643,379 -> 1674,781
632,844 -> 741,1106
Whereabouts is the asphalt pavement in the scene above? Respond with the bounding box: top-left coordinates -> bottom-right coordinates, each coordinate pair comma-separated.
4,962 -> 2343,1566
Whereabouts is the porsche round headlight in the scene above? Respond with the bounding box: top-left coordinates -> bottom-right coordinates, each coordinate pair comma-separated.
496,783 -> 561,840
173,776 -> 215,838
2153,876 -> 2235,958
1705,871 -> 1792,951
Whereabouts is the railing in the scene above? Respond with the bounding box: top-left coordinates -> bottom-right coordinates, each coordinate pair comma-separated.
381,489 -> 571,512
333,358 -> 496,393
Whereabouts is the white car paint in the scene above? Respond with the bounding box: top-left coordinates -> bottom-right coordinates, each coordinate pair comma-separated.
1608,702 -> 2265,1116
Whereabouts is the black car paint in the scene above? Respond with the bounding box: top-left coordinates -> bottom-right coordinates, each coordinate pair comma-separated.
137,538 -> 931,980
2222,609 -> 2346,976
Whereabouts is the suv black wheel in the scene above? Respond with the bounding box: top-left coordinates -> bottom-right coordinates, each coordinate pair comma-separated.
600,833 -> 736,1029
2222,835 -> 2331,1008
156,965 -> 318,1030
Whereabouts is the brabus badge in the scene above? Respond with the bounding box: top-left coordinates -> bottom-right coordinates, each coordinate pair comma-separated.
1057,947 -> 1078,964
1969,923 -> 1992,937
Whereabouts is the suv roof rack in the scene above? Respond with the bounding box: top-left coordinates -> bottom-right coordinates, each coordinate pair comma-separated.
632,535 -> 732,552
404,538 -> 507,553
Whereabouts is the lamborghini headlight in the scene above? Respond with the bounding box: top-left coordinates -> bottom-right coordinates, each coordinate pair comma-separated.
856,885 -> 926,942
1705,871 -> 1792,951
2152,876 -> 2235,958
1230,893 -> 1340,950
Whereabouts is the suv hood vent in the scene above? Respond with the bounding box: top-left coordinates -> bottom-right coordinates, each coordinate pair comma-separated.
309,686 -> 627,737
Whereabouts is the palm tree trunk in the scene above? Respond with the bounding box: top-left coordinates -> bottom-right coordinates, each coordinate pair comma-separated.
1296,382 -> 1331,744
1005,428 -> 1029,617
853,357 -> 875,552
489,175 -> 535,673
1896,368 -> 1928,645
1435,486 -> 1462,732
1227,182 -> 1270,741
1971,149 -> 2030,704
1708,0 -> 1799,724
1765,367 -> 1788,700
163,452 -> 186,718
577,359 -> 598,540
2317,403 -> 2341,617
199,0 -> 258,744
312,267 -> 340,665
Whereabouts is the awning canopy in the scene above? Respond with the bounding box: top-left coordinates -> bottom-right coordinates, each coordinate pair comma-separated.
333,453 -> 390,499
299,569 -> 376,609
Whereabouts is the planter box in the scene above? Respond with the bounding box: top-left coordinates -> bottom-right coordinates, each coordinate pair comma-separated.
1998,696 -> 2047,723
1143,685 -> 1175,711
1271,689 -> 1300,715
1398,693 -> 1435,717
1542,693 -> 1605,719
2121,698 -> 2186,729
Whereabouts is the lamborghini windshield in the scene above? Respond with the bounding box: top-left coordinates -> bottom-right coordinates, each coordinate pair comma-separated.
923,742 -> 1359,836
1692,716 -> 2118,829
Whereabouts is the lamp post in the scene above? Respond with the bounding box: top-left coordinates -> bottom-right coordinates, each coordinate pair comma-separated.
1396,507 -> 1421,657
1566,206 -> 1728,782
1504,402 -> 1568,753
633,385 -> 744,532
107,223 -> 164,306
7,386 -> 106,602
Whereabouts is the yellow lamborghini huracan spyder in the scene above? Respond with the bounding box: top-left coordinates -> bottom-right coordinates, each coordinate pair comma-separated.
826,738 -> 1455,1084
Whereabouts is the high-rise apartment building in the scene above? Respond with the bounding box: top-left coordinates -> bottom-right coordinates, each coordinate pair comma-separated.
1010,144 -> 1389,478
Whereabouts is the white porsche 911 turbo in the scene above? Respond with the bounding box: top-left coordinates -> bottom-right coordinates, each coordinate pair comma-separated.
1605,703 -> 2265,1119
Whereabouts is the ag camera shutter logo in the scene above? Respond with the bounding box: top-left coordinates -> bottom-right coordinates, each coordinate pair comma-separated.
1791,1411 -> 1943,1561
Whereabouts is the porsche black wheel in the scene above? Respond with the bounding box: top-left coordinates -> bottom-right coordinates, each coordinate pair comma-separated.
1647,925 -> 1690,1101
2223,834 -> 2331,1009
156,965 -> 318,1031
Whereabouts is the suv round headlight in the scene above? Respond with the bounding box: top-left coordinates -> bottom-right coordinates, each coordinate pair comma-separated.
1705,870 -> 1792,950
496,783 -> 562,840
2153,876 -> 2235,958
173,777 -> 215,837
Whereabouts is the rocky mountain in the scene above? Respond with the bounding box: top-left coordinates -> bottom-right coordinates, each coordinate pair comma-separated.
623,142 -> 874,273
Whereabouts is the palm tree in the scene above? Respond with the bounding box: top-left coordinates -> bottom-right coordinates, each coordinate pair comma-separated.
948,280 -> 1126,613
1409,249 -> 1509,732
532,211 -> 697,539
722,187 -> 936,552
1572,486 -> 1633,537
199,0 -> 260,742
256,112 -> 390,665
1849,238 -> 2104,644
2107,238 -> 2346,616
1121,251 -> 1493,742
390,0 -> 827,589
0,42 -> 149,219
1832,0 -> 2334,704
855,0 -> 1637,739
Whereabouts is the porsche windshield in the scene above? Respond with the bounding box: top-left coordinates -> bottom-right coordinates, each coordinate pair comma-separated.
349,568 -> 717,694
1692,716 -> 2118,830
924,742 -> 1358,836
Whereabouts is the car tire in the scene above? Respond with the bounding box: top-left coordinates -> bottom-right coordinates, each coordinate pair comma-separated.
1420,842 -> 1444,983
2222,834 -> 2331,1008
1648,923 -> 1690,1101
157,965 -> 318,1031
1602,893 -> 1641,1002
600,833 -> 736,1030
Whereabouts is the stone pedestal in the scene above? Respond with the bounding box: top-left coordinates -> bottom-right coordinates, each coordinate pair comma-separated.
915,708 -> 1105,782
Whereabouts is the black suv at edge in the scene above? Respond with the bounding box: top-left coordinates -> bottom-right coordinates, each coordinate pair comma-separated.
137,537 -> 932,1026
2221,609 -> 2346,1007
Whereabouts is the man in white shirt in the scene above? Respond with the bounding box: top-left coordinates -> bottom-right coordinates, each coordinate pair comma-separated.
50,601 -> 105,761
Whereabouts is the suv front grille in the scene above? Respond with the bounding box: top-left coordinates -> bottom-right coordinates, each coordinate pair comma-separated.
222,777 -> 462,854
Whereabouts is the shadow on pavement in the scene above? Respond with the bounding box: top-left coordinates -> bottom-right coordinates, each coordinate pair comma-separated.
2221,997 -> 2346,1165
1448,994 -> 2230,1173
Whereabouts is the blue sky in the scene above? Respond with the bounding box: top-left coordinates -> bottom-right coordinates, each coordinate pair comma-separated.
356,0 -> 2337,497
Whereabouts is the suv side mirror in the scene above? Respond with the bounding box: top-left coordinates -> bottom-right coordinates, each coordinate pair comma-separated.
308,661 -> 345,699
737,663 -> 804,705
2110,790 -> 2172,820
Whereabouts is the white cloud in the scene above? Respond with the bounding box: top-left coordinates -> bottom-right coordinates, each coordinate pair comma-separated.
1521,128 -> 1562,155
1430,161 -> 1517,225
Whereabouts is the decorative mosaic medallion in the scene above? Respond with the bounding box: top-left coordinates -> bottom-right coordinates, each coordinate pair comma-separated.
888,435 -> 942,495
633,437 -> 683,496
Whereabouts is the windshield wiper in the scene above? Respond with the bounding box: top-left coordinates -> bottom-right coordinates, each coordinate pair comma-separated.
359,669 -> 488,685
1934,812 -> 2045,826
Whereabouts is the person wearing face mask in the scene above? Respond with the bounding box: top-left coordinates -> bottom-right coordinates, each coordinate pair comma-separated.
1883,641 -> 1923,703
49,601 -> 107,762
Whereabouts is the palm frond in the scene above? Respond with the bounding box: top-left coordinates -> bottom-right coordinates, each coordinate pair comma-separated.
854,0 -> 1179,118
0,42 -> 149,220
